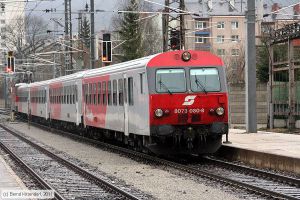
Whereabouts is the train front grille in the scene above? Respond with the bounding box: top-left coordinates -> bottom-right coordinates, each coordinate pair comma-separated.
178,113 -> 188,124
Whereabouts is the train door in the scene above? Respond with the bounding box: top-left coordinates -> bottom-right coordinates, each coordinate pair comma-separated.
123,74 -> 129,136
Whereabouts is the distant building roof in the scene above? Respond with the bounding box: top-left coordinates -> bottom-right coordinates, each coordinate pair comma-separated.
185,0 -> 299,21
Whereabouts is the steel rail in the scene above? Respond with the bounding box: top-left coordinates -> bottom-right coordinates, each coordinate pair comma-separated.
204,156 -> 300,187
0,141 -> 65,200
0,124 -> 140,200
13,120 -> 300,200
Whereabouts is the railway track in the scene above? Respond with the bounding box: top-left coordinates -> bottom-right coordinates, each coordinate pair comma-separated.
0,125 -> 141,200
6,120 -> 300,200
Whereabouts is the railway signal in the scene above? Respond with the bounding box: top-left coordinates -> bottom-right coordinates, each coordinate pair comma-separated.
170,30 -> 180,50
6,51 -> 15,73
102,33 -> 112,63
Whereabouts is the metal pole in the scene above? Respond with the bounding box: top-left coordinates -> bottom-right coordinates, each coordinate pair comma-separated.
162,0 -> 169,52
53,52 -> 56,79
69,0 -> 73,73
269,45 -> 274,129
179,0 -> 185,50
245,0 -> 257,133
288,38 -> 295,130
4,74 -> 7,109
90,0 -> 95,69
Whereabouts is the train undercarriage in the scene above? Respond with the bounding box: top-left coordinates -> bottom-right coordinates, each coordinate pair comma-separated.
16,112 -> 227,156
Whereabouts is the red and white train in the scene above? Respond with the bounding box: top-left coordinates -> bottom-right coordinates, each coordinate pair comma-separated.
14,50 -> 228,155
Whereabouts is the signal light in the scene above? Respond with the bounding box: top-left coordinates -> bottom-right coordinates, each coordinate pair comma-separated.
7,51 -> 15,73
170,30 -> 180,50
102,33 -> 112,63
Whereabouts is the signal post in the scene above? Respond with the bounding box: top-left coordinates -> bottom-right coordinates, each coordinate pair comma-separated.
6,51 -> 15,121
102,33 -> 112,66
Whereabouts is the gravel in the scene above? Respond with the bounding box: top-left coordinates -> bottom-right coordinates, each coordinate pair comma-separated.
4,121 -> 241,200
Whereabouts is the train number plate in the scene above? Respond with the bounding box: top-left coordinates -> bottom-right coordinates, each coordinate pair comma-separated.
174,108 -> 205,114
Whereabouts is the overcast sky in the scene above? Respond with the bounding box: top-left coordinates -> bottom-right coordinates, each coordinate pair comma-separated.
27,0 -> 298,33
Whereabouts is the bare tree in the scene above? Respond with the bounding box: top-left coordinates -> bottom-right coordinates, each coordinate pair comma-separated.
5,15 -> 49,58
211,44 -> 245,83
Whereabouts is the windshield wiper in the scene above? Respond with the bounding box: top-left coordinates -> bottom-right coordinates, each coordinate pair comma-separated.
194,75 -> 207,94
159,80 -> 173,95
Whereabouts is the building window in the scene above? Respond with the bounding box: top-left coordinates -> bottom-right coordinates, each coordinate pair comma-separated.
217,49 -> 225,56
217,35 -> 224,43
231,35 -> 239,42
195,21 -> 206,29
231,49 -> 239,56
195,36 -> 206,43
0,20 -> 5,24
231,21 -> 239,29
1,27 -> 5,32
217,22 -> 225,29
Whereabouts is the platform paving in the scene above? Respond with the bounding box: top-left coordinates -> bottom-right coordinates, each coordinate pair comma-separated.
219,129 -> 300,174
0,154 -> 27,199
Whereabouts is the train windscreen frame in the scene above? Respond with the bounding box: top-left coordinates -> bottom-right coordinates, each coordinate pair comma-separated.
190,68 -> 221,92
155,69 -> 186,93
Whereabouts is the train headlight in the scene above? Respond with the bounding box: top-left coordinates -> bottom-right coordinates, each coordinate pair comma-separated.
182,51 -> 191,62
155,109 -> 164,117
215,107 -> 225,116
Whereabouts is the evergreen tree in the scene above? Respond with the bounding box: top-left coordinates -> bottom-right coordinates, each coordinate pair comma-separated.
119,0 -> 143,62
257,45 -> 269,83
79,16 -> 90,48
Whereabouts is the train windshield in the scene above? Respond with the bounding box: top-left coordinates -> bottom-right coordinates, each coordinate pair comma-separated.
156,69 -> 186,93
190,68 -> 221,92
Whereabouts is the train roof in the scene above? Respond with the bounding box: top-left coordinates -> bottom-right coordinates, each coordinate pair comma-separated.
15,83 -> 29,90
48,71 -> 86,84
83,54 -> 157,78
21,50 -> 224,86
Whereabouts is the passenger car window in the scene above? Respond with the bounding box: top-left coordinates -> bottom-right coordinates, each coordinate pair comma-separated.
128,77 -> 134,105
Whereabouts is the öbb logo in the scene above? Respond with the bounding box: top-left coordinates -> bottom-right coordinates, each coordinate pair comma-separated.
182,95 -> 197,106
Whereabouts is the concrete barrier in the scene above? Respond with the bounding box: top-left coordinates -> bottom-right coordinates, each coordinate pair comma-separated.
217,145 -> 300,175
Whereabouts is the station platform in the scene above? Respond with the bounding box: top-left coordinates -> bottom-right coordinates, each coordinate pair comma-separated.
218,129 -> 300,175
0,154 -> 27,199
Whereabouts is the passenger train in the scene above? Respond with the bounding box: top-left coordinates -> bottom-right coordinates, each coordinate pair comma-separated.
13,50 -> 229,155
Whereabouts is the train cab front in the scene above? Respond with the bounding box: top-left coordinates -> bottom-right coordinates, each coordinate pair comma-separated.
147,50 -> 228,155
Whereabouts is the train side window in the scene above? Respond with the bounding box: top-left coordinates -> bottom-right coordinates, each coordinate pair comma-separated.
98,82 -> 101,105
73,86 -> 75,104
89,83 -> 92,105
68,86 -> 71,104
69,86 -> 72,104
75,86 -> 78,102
70,86 -> 73,104
118,79 -> 124,106
83,85 -> 87,104
67,87 -> 70,104
108,81 -> 112,105
128,77 -> 134,105
140,73 -> 144,94
124,78 -> 127,103
113,80 -> 117,106
63,87 -> 65,104
60,87 -> 62,104
93,83 -> 97,105
102,82 -> 106,105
